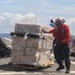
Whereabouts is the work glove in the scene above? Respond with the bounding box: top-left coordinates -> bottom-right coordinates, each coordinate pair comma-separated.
42,30 -> 47,33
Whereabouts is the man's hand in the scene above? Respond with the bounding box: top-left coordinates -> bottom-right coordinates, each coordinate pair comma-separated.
42,30 -> 47,33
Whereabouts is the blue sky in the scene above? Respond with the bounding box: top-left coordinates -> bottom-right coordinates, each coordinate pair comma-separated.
0,0 -> 75,18
0,0 -> 75,33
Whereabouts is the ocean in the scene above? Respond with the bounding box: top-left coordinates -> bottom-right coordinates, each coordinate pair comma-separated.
0,33 -> 10,38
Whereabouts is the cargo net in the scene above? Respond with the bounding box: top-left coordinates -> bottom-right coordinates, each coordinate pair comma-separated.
0,38 -> 11,58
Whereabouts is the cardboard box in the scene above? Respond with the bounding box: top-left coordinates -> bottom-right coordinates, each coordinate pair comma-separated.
25,48 -> 36,56
26,38 -> 42,48
46,39 -> 53,49
12,36 -> 27,47
15,23 -> 42,34
20,56 -> 36,65
11,55 -> 20,64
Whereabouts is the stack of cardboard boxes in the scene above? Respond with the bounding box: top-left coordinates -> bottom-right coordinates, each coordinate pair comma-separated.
11,23 -> 54,67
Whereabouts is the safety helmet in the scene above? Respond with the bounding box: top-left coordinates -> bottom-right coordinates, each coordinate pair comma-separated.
55,18 -> 62,26
55,18 -> 62,23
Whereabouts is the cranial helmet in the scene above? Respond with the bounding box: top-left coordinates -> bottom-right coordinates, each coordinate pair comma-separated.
55,18 -> 62,26
55,18 -> 62,23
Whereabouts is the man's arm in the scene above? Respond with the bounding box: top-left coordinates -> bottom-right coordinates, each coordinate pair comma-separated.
42,27 -> 55,33
42,30 -> 50,33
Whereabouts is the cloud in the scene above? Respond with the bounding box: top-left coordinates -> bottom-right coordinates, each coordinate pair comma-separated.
40,2 -> 48,7
2,0 -> 15,4
0,12 -> 75,33
0,12 -> 40,33
66,18 -> 75,33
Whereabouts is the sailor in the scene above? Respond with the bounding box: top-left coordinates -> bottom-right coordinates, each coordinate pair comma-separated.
43,18 -> 71,73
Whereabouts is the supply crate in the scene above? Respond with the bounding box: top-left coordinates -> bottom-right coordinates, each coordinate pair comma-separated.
10,24 -> 54,68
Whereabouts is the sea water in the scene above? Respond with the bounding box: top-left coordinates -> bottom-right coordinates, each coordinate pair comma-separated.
0,33 -> 10,38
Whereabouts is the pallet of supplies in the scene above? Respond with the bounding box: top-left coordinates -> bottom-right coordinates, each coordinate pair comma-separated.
10,23 -> 54,68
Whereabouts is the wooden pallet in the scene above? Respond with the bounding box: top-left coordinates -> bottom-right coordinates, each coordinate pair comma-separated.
9,61 -> 54,70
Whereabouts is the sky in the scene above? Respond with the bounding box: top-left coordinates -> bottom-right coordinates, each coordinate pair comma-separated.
0,0 -> 75,33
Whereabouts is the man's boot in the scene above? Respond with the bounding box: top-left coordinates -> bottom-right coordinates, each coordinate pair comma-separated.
65,67 -> 70,73
56,65 -> 64,71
